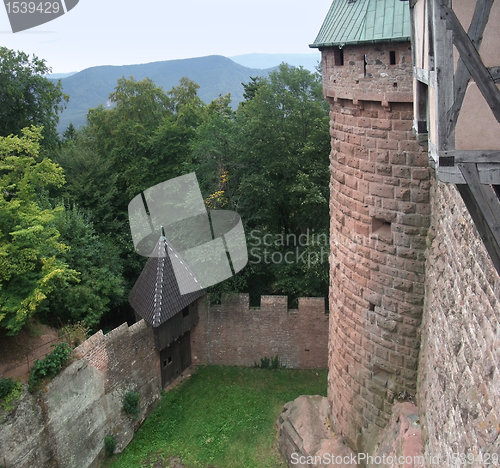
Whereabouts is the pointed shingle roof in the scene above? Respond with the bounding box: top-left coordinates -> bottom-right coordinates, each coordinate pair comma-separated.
310,0 -> 411,48
129,235 -> 204,327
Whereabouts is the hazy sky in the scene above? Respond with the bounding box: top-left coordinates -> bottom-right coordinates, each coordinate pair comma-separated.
0,0 -> 332,73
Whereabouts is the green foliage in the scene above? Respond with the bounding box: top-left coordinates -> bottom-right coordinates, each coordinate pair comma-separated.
107,366 -> 327,468
0,380 -> 22,414
28,342 -> 72,391
58,321 -> 89,348
0,47 -> 68,149
192,64 -> 330,301
105,435 -> 116,456
254,355 -> 281,369
0,127 -> 79,335
0,377 -> 14,399
37,204 -> 125,329
123,391 -> 140,419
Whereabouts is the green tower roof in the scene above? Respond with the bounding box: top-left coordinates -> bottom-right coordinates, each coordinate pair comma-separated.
310,0 -> 411,48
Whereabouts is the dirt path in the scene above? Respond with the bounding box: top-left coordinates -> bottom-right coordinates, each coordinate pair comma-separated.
0,324 -> 65,381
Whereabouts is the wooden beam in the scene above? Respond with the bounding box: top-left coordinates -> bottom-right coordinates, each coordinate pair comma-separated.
445,0 -> 495,139
457,163 -> 500,276
432,0 -> 454,152
442,5 -> 500,125
440,150 -> 500,165
414,67 -> 429,84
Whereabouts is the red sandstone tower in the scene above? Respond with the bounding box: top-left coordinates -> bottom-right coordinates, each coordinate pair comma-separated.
310,0 -> 431,452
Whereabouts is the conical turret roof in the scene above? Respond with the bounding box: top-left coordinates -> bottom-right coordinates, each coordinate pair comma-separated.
129,235 -> 204,327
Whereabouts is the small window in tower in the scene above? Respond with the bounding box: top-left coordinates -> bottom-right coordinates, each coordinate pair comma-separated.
390,51 -> 397,65
334,47 -> 344,66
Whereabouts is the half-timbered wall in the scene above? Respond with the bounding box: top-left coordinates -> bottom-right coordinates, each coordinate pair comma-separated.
411,0 -> 500,183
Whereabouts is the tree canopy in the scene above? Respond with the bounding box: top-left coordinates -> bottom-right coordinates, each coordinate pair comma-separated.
0,47 -> 68,149
0,49 -> 331,334
0,127 -> 77,334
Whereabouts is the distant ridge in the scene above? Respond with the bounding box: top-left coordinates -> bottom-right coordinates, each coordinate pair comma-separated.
52,55 -> 276,132
230,53 -> 321,72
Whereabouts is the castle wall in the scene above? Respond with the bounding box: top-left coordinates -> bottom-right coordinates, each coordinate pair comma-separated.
190,295 -> 328,369
0,320 -> 161,468
418,179 -> 500,462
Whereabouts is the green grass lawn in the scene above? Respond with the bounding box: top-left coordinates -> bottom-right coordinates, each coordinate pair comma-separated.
106,366 -> 327,468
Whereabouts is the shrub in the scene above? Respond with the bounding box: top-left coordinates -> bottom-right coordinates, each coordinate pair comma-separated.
28,342 -> 72,392
255,355 -> 281,369
0,380 -> 23,416
271,355 -> 281,369
254,355 -> 283,369
59,321 -> 89,348
0,378 -> 15,399
123,391 -> 140,419
104,435 -> 116,456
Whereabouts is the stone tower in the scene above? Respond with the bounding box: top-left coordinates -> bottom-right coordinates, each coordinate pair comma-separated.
310,0 -> 431,452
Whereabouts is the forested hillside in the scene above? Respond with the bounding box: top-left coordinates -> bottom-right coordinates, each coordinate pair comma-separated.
0,46 -> 330,337
51,55 -> 276,132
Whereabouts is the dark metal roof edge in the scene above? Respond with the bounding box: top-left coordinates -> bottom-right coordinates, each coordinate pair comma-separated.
310,36 -> 411,49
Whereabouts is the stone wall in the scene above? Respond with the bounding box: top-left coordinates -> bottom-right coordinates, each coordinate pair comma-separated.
321,42 -> 413,104
191,294 -> 328,369
418,179 -> 500,463
0,320 -> 161,468
327,94 -> 431,451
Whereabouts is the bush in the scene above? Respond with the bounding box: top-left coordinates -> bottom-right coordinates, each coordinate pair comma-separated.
255,355 -> 281,369
59,321 -> 89,348
0,380 -> 23,415
104,435 -> 116,456
271,355 -> 281,369
28,342 -> 72,392
123,391 -> 140,419
0,377 -> 15,399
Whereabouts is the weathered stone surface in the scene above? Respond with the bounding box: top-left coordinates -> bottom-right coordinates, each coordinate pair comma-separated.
0,320 -> 162,468
0,386 -> 52,468
418,180 -> 500,464
365,402 -> 424,468
277,395 -> 356,468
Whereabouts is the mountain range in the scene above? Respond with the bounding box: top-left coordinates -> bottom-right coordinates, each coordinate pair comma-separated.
49,53 -> 320,133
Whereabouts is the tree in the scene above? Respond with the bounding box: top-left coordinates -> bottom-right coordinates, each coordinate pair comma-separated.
0,48 -> 68,149
237,63 -> 330,236
37,204 -> 125,329
234,65 -> 331,301
0,127 -> 78,335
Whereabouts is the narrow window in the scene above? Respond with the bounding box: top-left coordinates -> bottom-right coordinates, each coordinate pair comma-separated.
390,51 -> 397,65
334,47 -> 344,66
363,54 -> 367,77
182,306 -> 189,318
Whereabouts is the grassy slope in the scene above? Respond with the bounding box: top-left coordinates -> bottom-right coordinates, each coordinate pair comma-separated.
106,366 -> 327,468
